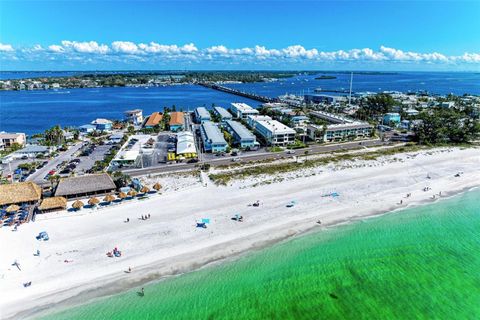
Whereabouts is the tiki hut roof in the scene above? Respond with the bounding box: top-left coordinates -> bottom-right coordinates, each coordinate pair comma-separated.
39,197 -> 67,211
127,190 -> 138,197
55,174 -> 116,197
140,186 -> 150,193
0,182 -> 42,206
72,200 -> 84,209
88,197 -> 100,205
153,183 -> 162,191
104,194 -> 116,202
118,192 -> 127,199
6,204 -> 20,213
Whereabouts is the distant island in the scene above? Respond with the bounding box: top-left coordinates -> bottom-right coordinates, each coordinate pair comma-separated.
0,71 -> 314,91
319,71 -> 399,76
315,75 -> 337,80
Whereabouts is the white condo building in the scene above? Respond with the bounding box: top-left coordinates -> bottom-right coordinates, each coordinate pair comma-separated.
230,103 -> 259,119
253,119 -> 296,146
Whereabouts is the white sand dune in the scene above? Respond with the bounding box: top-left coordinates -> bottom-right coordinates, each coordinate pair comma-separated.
1,147 -> 479,319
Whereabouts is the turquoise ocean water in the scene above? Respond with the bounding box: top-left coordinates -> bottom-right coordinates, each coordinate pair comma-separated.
41,189 -> 480,320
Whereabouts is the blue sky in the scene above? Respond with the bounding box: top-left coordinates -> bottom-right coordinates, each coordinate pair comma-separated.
0,0 -> 479,70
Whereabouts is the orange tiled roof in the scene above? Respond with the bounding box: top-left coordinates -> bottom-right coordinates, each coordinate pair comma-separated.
169,112 -> 185,126
145,112 -> 163,127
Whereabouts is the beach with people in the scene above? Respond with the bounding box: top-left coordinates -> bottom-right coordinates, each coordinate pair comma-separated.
0,146 -> 479,319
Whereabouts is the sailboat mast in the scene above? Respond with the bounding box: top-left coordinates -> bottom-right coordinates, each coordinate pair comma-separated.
348,72 -> 353,106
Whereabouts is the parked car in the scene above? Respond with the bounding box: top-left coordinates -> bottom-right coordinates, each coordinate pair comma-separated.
286,150 -> 296,154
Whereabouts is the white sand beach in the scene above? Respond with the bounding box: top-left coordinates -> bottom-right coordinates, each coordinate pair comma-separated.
1,147 -> 479,319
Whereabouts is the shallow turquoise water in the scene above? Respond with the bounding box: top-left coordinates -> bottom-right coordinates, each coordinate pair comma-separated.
41,189 -> 480,320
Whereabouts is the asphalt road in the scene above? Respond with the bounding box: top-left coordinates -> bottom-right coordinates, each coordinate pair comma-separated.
124,139 -> 391,177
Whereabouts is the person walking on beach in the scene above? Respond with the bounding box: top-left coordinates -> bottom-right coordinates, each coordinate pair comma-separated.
148,213 -> 151,219
141,287 -> 145,296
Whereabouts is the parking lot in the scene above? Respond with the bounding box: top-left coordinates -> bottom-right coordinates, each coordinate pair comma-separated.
75,144 -> 113,174
140,132 -> 176,166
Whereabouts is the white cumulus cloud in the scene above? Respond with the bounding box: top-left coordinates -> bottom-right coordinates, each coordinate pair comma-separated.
48,45 -> 64,53
111,41 -> 139,54
3,41 -> 480,69
61,41 -> 109,54
0,43 -> 14,52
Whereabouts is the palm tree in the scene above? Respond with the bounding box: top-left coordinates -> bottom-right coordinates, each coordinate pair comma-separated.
48,174 -> 60,190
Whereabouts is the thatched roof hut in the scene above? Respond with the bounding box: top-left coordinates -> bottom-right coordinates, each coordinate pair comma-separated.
140,186 -> 150,193
55,174 -> 116,199
38,197 -> 67,212
103,194 -> 116,202
127,190 -> 138,197
88,197 -> 100,206
72,200 -> 84,210
153,183 -> 162,191
6,204 -> 20,213
118,192 -> 127,199
0,182 -> 42,206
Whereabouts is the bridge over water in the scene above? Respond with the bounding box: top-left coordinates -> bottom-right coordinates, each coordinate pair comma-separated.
198,82 -> 279,103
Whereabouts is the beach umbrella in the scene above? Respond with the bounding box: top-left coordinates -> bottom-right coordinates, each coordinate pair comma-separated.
72,200 -> 84,210
140,186 -> 150,194
118,192 -> 127,200
103,194 -> 116,203
152,183 -> 162,191
6,204 -> 20,213
127,190 -> 138,197
88,197 -> 100,206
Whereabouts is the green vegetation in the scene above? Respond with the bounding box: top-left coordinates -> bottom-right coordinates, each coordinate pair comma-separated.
209,106 -> 221,122
184,71 -> 303,83
414,107 -> 480,145
355,94 -> 397,121
268,146 -> 284,152
2,71 -> 312,91
209,144 -> 429,185
44,125 -> 64,146
0,142 -> 23,157
111,171 -> 131,189
17,162 -> 39,171
222,130 -> 233,145
286,140 -> 307,149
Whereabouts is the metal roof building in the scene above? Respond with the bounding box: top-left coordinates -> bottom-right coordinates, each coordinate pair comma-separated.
213,107 -> 233,121
176,131 -> 197,157
200,122 -> 228,153
225,120 -> 257,149
194,107 -> 211,123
